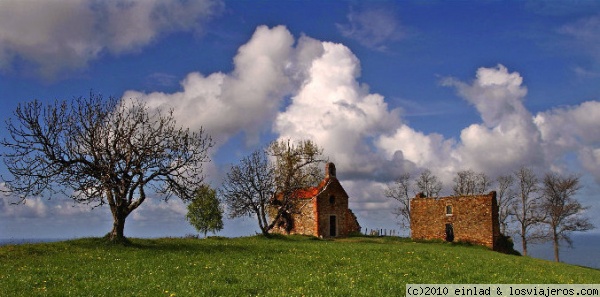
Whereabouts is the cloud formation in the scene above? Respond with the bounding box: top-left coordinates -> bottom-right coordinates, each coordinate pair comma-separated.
560,14 -> 600,54
123,25 -> 295,146
444,65 -> 545,175
123,25 -> 600,190
0,0 -> 222,79
559,13 -> 600,75
336,6 -> 406,51
274,38 -> 407,180
534,101 -> 600,180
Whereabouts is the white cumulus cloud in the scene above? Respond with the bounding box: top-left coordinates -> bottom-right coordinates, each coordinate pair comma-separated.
444,65 -> 545,175
123,25 -> 295,146
0,0 -> 222,79
274,38 -> 409,181
534,101 -> 600,181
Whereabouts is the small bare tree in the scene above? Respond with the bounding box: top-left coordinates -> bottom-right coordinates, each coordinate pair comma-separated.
415,169 -> 443,198
384,172 -> 413,229
221,149 -> 275,236
496,174 -> 517,235
452,169 -> 491,196
1,94 -> 212,242
541,172 -> 594,262
512,166 -> 544,256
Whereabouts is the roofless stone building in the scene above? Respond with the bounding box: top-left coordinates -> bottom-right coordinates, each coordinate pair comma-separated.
410,191 -> 501,250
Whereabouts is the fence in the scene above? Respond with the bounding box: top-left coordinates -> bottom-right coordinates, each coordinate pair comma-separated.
364,228 -> 400,237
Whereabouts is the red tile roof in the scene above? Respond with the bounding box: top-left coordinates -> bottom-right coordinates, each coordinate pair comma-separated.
277,177 -> 332,200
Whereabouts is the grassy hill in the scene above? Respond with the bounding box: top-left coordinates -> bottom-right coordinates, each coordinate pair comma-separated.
0,235 -> 598,296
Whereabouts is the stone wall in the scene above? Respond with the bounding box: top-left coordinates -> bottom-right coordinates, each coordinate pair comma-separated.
410,192 -> 500,250
268,196 -> 318,236
345,209 -> 361,235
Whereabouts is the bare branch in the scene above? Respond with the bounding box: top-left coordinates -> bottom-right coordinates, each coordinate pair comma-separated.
384,172 -> 412,229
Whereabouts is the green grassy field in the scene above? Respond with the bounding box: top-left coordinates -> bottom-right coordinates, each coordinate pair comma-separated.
0,235 -> 598,296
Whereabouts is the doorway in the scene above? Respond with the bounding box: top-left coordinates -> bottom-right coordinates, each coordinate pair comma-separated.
330,215 -> 337,237
445,224 -> 454,242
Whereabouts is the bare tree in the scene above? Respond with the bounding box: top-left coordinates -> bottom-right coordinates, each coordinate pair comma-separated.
415,169 -> 443,197
512,166 -> 544,256
541,172 -> 594,262
496,174 -> 517,235
1,94 -> 212,242
474,171 -> 492,195
221,149 -> 275,236
221,139 -> 326,236
452,169 -> 491,196
384,172 -> 413,229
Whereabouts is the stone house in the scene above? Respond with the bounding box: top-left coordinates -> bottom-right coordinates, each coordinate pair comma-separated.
410,191 -> 501,250
269,163 -> 361,237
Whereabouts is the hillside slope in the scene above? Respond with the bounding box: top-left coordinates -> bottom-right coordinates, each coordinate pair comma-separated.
0,236 -> 598,296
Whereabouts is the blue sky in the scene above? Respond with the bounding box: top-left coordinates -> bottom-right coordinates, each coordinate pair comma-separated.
1,0 -> 600,240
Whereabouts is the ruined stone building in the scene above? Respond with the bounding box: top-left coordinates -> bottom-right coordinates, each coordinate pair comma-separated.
269,163 -> 361,237
410,191 -> 501,250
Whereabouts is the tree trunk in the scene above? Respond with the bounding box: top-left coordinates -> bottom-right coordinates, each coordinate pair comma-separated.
107,206 -> 128,243
553,229 -> 560,262
260,227 -> 270,236
521,232 -> 528,256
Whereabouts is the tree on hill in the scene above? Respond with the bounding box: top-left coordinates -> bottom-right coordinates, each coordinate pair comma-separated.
541,172 -> 594,262
1,94 -> 213,242
385,172 -> 413,229
221,149 -> 275,236
186,185 -> 223,237
221,139 -> 326,236
386,169 -> 442,229
512,166 -> 545,256
496,174 -> 517,235
415,169 -> 443,198
452,169 -> 491,196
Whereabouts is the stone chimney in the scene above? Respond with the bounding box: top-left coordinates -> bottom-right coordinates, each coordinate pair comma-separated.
325,162 -> 336,178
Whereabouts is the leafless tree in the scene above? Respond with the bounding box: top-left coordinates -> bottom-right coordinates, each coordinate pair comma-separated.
512,166 -> 544,256
541,172 -> 594,262
221,139 -> 326,236
452,169 -> 491,196
221,149 -> 275,236
1,94 -> 213,242
496,174 -> 517,235
415,169 -> 443,198
384,172 -> 413,229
